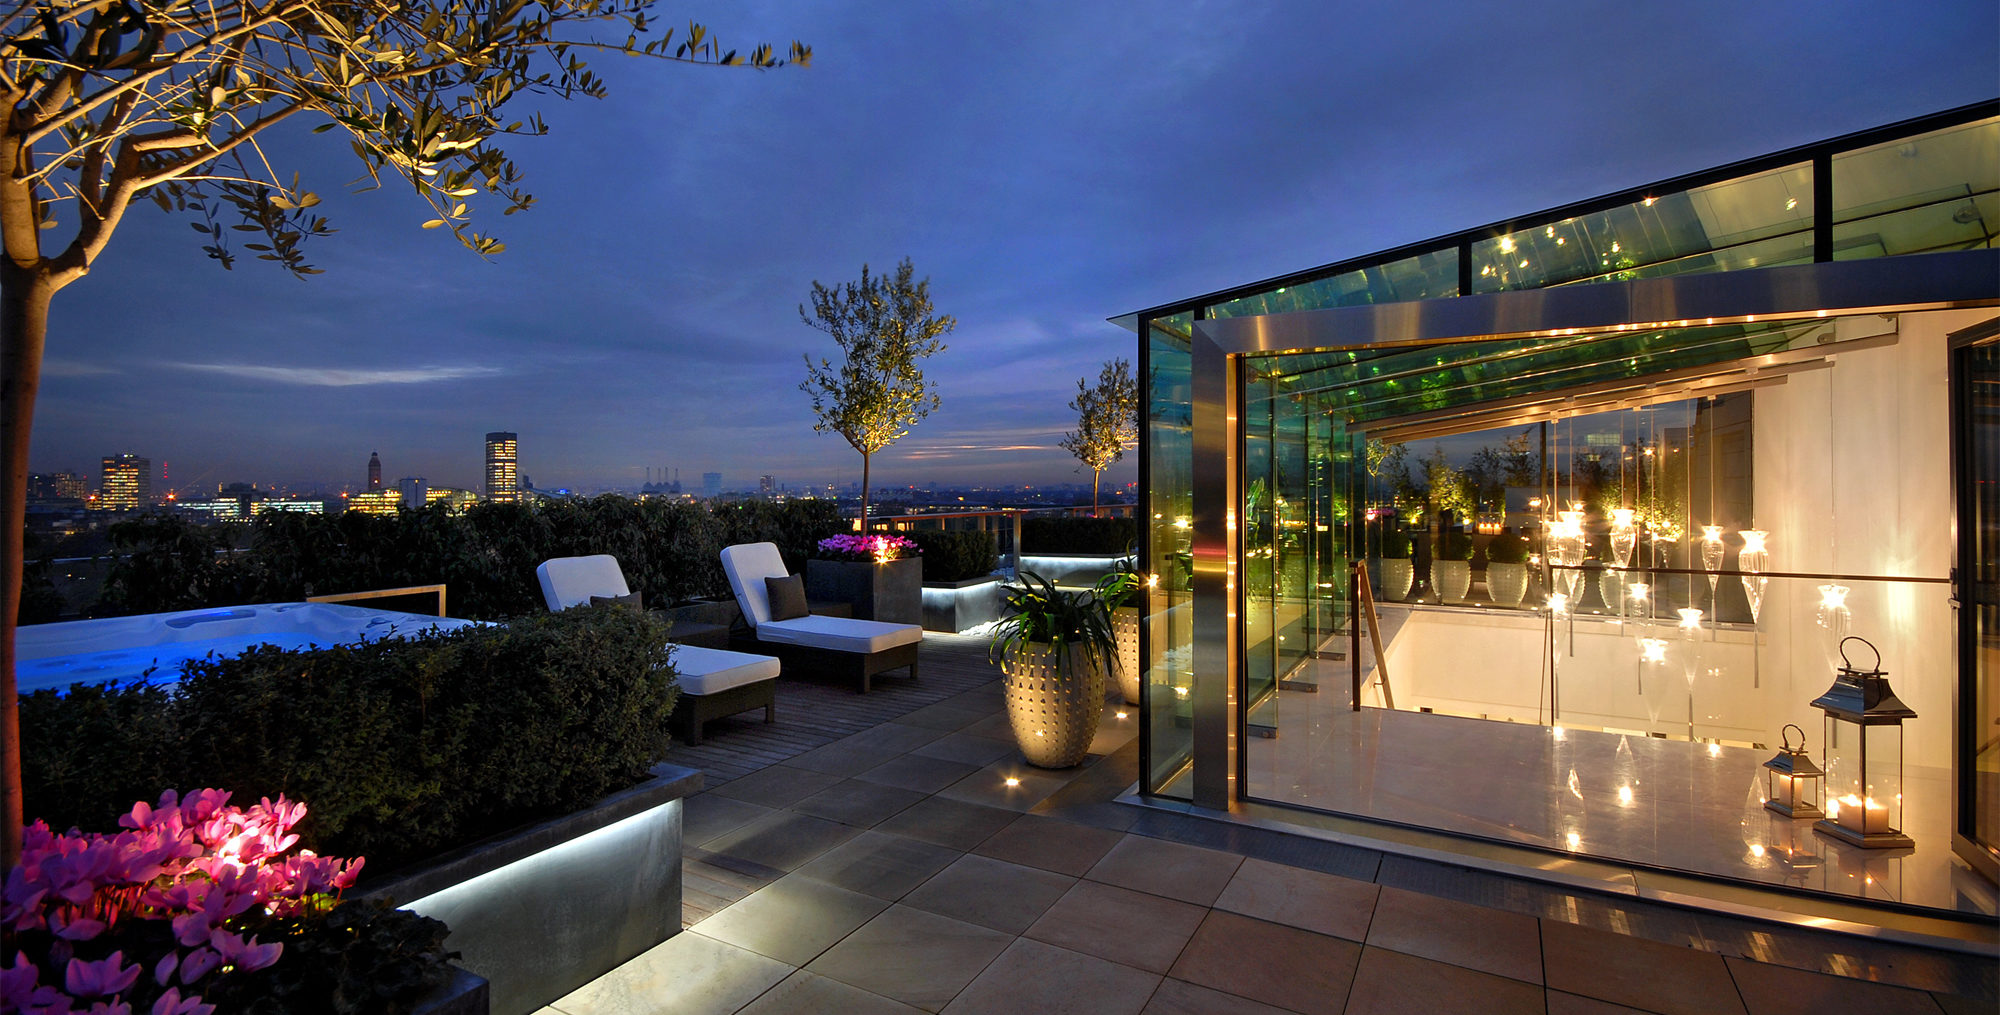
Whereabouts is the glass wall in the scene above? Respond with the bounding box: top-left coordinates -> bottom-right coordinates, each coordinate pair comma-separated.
1144,312 -> 1195,798
1235,310 -> 1992,914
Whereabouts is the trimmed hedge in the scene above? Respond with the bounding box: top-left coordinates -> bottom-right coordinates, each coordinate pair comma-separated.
1020,516 -> 1136,555
90,497 -> 843,621
19,605 -> 679,874
908,530 -> 999,583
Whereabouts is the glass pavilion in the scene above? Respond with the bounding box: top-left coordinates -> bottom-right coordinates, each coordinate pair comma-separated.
1123,100 -> 2000,922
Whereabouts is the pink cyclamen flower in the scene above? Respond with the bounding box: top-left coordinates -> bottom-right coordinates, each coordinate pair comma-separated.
64,952 -> 140,998
149,988 -> 214,1015
208,929 -> 282,973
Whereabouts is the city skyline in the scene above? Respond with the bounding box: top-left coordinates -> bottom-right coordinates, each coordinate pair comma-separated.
23,2 -> 1996,492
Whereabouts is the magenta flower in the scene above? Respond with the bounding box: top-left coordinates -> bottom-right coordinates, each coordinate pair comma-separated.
149,988 -> 213,1015
64,953 -> 140,999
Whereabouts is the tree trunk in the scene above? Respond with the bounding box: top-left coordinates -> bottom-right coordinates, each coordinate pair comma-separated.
1091,469 -> 1101,517
859,449 -> 871,534
0,259 -> 51,871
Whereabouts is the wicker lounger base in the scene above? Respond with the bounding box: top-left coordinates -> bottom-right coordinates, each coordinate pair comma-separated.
668,678 -> 775,746
738,638 -> 919,694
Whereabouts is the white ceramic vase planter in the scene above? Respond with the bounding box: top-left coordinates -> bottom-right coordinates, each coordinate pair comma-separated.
1486,562 -> 1530,606
1001,642 -> 1106,768
1432,560 -> 1472,604
1379,558 -> 1414,601
1112,607 -> 1141,705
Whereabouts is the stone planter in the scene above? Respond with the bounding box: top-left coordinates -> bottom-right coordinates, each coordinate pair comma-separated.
1001,642 -> 1106,768
1112,607 -> 1140,704
1486,562 -> 1530,606
1379,558 -> 1414,601
413,967 -> 491,1015
365,765 -> 702,1015
806,557 -> 922,625
1432,560 -> 1472,603
1015,552 -> 1130,587
921,576 -> 1003,633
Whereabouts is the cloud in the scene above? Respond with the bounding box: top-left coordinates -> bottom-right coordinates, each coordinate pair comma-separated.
167,362 -> 504,387
42,359 -> 118,378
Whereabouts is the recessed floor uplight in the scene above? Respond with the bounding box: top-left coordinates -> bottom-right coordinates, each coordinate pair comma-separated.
1004,777 -> 1021,787
1116,711 -> 1128,719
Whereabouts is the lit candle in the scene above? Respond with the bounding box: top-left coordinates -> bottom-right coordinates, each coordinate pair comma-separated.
1628,582 -> 1650,603
1611,508 -> 1635,529
1638,638 -> 1668,664
1677,607 -> 1703,632
1834,794 -> 1891,835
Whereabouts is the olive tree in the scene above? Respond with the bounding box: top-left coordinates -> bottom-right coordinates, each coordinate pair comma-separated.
0,0 -> 806,866
799,257 -> 953,528
1059,357 -> 1136,514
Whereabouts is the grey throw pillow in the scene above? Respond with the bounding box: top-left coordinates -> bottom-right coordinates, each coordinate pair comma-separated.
590,591 -> 643,611
765,574 -> 808,621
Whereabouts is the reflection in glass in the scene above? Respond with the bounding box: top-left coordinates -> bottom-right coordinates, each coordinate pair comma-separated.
1144,313 -> 1194,799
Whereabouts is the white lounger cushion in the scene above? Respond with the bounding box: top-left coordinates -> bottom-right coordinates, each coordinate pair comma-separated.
672,645 -> 780,695
720,541 -> 787,628
758,615 -> 922,654
536,554 -> 630,611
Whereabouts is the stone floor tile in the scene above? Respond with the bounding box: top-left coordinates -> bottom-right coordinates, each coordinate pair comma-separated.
1213,856 -> 1380,942
550,930 -> 791,1015
734,970 -> 925,1015
681,793 -> 776,849
958,713 -> 1016,742
1543,918 -> 1746,1015
973,813 -> 1126,876
896,704 -> 989,732
1725,956 -> 1945,1015
876,797 -> 1022,851
697,810 -> 859,875
1932,993 -> 1995,1015
805,905 -> 1013,1013
942,937 -> 1160,1015
1140,978 -> 1296,1015
910,731 -> 1018,766
901,854 -> 1077,934
837,721 -> 949,753
690,874 -> 891,967
856,754 -> 985,794
1024,879 -> 1207,973
1086,710 -> 1142,755
793,830 -> 964,901
787,741 -> 902,778
707,765 -> 844,809
790,778 -> 928,827
934,762 -> 1073,812
1364,884 -> 1542,983
1166,910 -> 1360,1015
1086,834 -> 1244,906
1546,993 -> 1661,1015
1344,945 -> 1545,1015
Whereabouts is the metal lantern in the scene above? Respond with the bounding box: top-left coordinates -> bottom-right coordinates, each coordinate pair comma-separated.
1810,636 -> 1916,849
1762,723 -> 1824,819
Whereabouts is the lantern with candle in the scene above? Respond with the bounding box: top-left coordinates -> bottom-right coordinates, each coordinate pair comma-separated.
1762,723 -> 1824,819
1810,637 -> 1915,849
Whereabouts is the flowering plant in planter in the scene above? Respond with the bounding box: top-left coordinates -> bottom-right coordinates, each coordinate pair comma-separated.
815,534 -> 921,562
3,789 -> 449,1015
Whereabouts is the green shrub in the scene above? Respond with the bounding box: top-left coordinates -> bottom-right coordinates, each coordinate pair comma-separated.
1379,530 -> 1413,558
1485,532 -> 1530,564
20,605 -> 678,874
1436,530 -> 1474,561
202,900 -> 454,1015
1021,516 -> 1136,555
908,530 -> 999,582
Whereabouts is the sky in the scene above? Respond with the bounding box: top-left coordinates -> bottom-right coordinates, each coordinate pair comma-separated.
27,0 -> 2000,496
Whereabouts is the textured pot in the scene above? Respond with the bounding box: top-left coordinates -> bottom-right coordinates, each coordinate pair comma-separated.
1486,562 -> 1529,606
1379,558 -> 1414,601
1432,560 -> 1472,603
1002,642 -> 1107,768
1112,607 -> 1140,704
805,557 -> 922,625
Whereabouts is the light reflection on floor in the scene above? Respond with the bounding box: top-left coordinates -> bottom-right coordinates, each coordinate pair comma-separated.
1243,651 -> 1999,917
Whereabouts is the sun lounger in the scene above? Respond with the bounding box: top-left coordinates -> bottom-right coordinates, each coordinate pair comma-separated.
720,541 -> 921,693
537,554 -> 778,744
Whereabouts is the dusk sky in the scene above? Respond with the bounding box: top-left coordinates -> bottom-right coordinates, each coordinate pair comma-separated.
29,1 -> 2000,496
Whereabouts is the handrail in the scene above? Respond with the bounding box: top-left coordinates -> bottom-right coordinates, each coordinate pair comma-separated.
307,584 -> 448,617
1543,563 -> 1949,585
1348,561 -> 1393,712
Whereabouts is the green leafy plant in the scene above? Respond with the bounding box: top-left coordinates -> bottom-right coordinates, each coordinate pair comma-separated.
1484,532 -> 1531,565
203,900 -> 455,1015
1379,530 -> 1413,558
906,530 -> 999,583
1093,558 -> 1144,612
988,570 -> 1113,682
21,605 -> 679,874
1436,530 -> 1475,561
1059,358 -> 1139,513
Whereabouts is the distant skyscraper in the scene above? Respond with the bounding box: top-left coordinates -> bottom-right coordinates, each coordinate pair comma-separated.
347,490 -> 400,516
759,475 -> 776,497
702,472 -> 722,499
99,454 -> 151,510
485,432 -> 519,503
28,471 -> 86,502
368,451 -> 382,490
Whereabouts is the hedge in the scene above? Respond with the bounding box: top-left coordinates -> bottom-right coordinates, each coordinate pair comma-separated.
1020,516 -> 1136,555
907,530 -> 999,583
19,604 -> 679,875
89,497 -> 843,621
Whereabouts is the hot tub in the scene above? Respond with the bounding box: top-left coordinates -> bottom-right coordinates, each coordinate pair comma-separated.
17,602 -> 482,694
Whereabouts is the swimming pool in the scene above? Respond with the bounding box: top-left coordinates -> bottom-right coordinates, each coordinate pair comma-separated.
17,602 -> 483,694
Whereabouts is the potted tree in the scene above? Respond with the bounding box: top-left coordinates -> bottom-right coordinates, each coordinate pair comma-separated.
1378,530 -> 1415,602
1432,529 -> 1475,604
1096,563 -> 1145,705
990,570 -> 1115,768
1484,531 -> 1531,607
